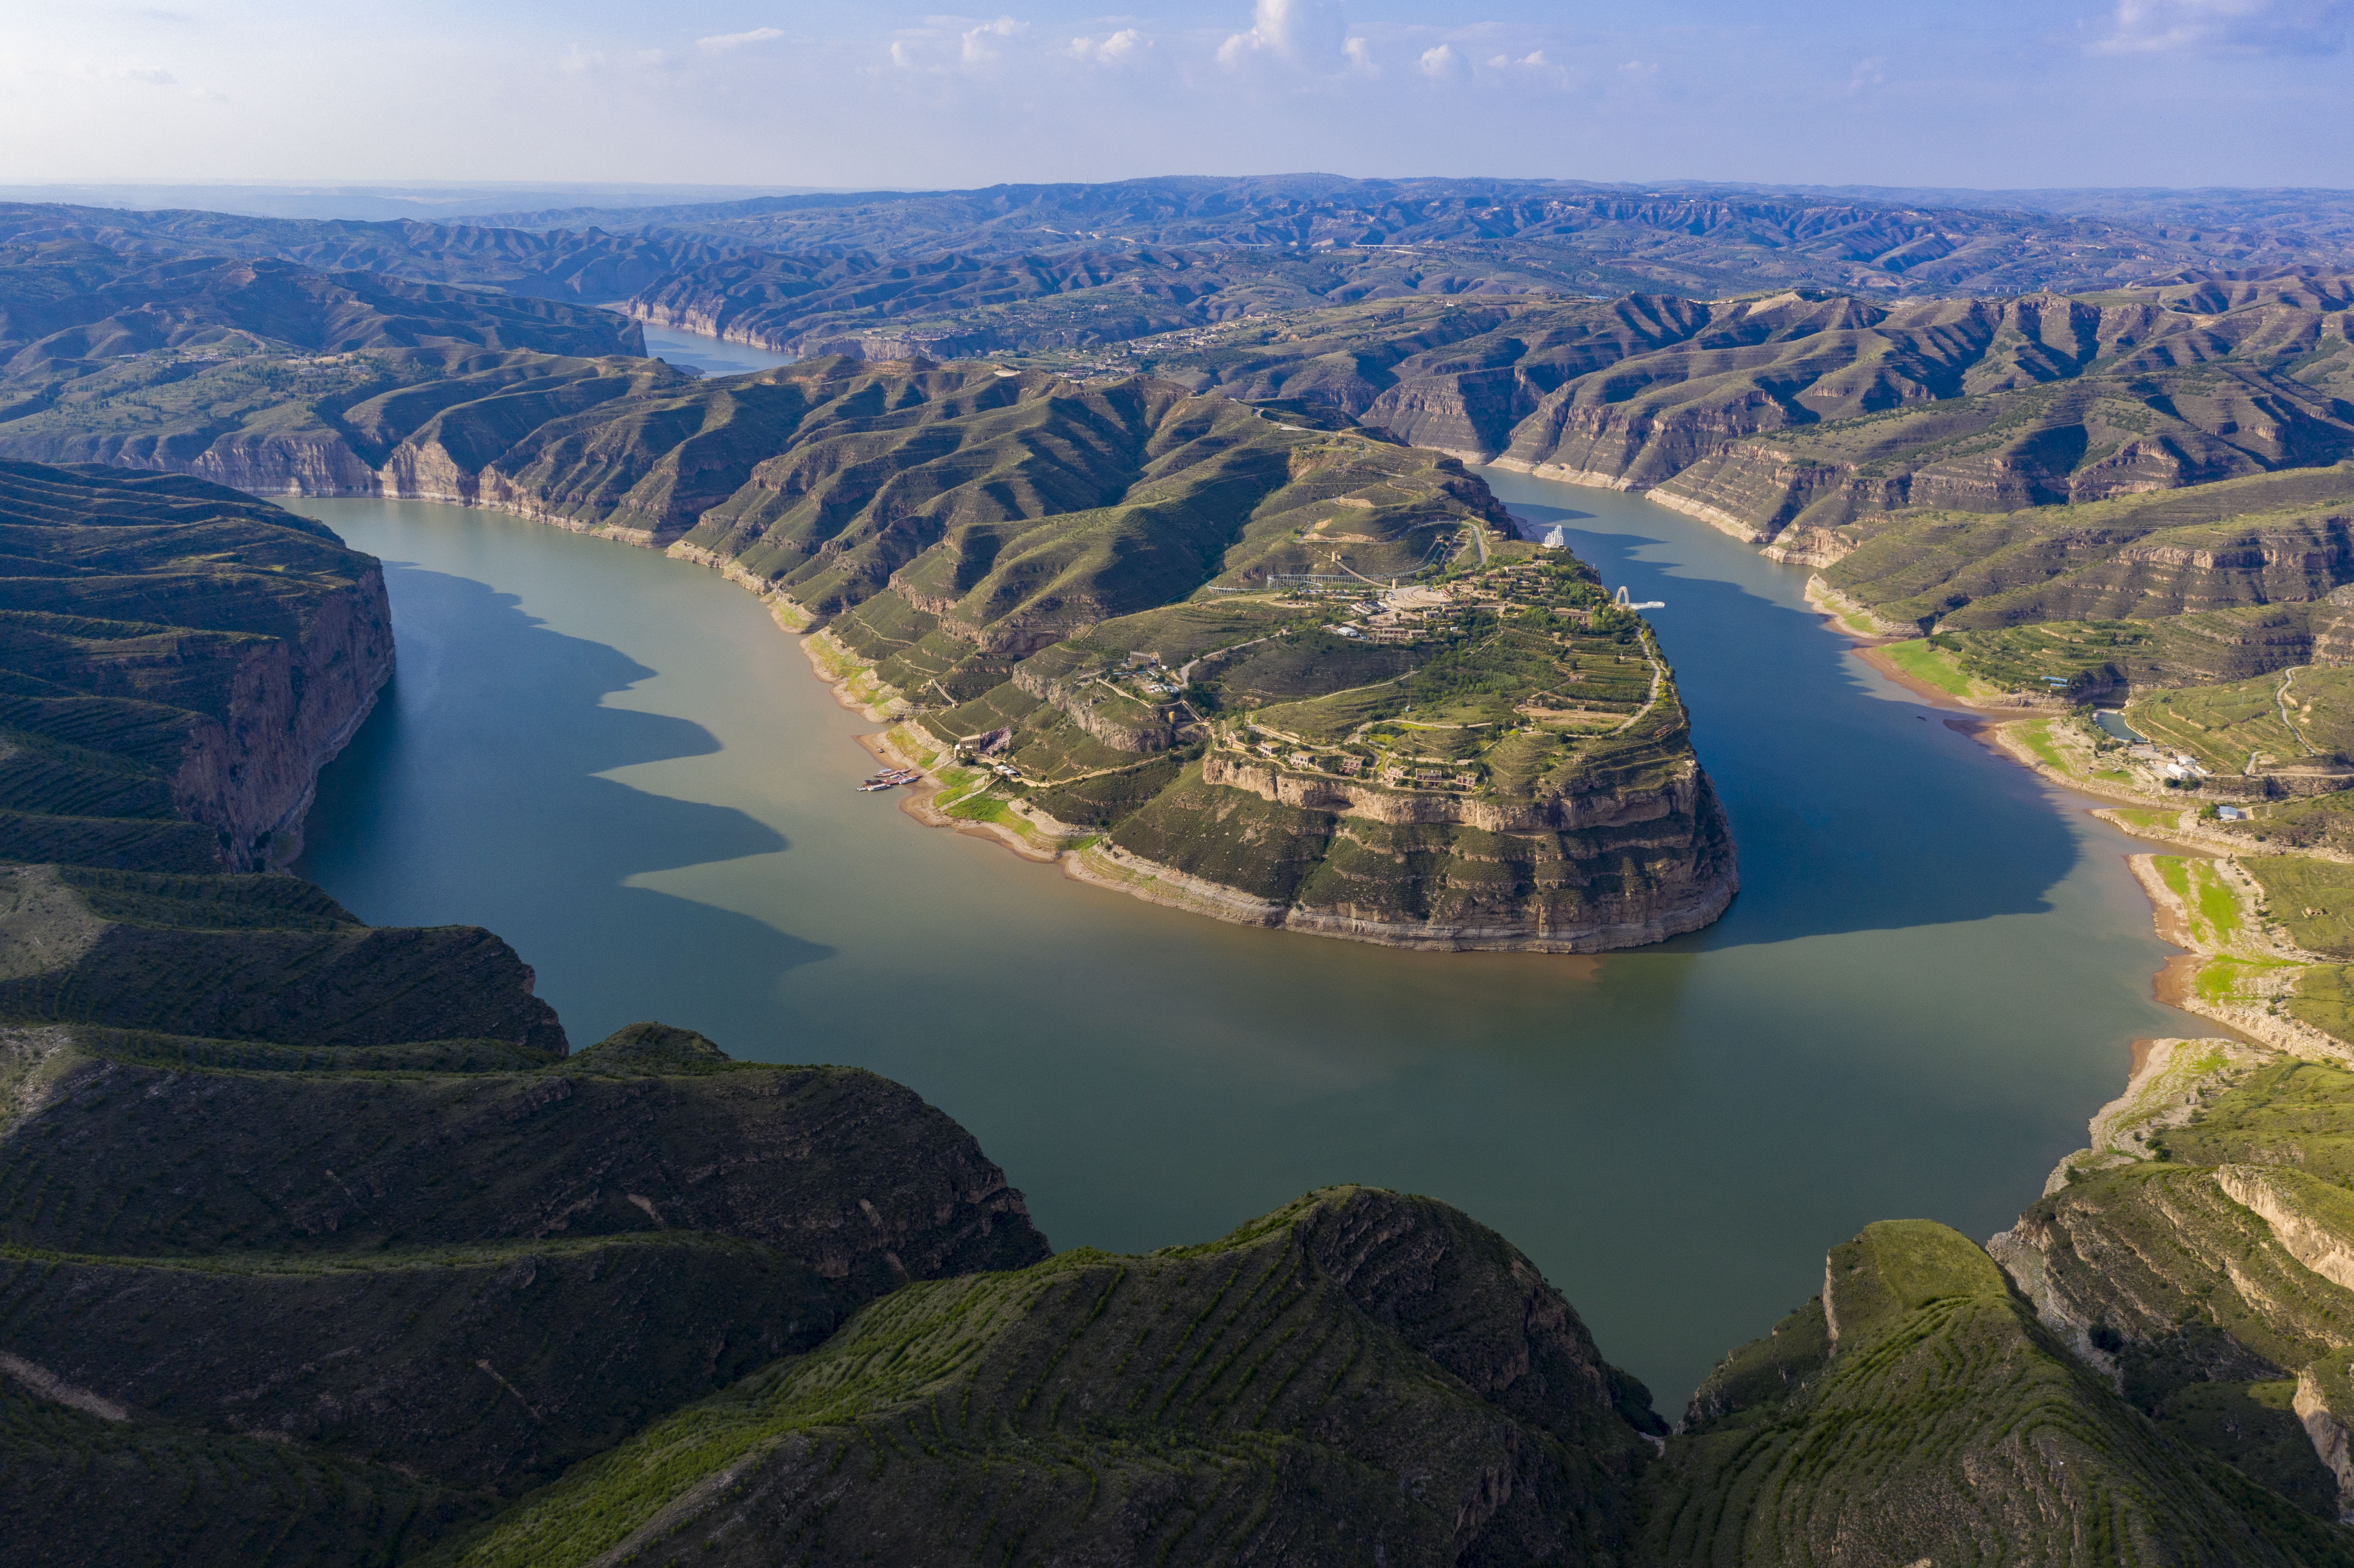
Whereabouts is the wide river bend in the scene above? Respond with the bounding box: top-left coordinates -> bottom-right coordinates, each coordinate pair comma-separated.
290,355 -> 2197,1406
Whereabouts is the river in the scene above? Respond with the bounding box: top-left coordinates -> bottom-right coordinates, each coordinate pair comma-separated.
287,379 -> 2197,1411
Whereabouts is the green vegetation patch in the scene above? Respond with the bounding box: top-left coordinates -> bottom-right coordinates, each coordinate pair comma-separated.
2289,964 -> 2354,1047
1647,1216 -> 2352,1566
1880,637 -> 1982,698
427,1188 -> 1656,1568
2245,856 -> 2354,957
2012,717 -> 2068,770
2164,1057 -> 2354,1186
2130,675 -> 2304,775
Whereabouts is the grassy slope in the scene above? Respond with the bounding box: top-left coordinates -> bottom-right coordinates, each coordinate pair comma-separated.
1824,464 -> 2354,633
1648,1220 -> 2354,1565
424,1187 -> 1660,1568
1996,1050 -> 2354,1529
0,464 -> 1050,1561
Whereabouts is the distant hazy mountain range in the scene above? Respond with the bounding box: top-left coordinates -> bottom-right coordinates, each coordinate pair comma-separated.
5,175 -> 2354,367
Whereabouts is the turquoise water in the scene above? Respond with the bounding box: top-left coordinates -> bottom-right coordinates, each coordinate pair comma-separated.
289,465 -> 2195,1411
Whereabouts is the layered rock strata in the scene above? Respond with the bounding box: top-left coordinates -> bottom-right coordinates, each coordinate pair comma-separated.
0,460 -> 393,869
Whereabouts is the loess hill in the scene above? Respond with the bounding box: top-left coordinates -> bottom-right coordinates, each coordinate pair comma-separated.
0,346 -> 1738,950
1128,274 -> 2354,539
0,459 -> 396,871
0,466 -> 1050,1565
16,177 -> 2354,373
3,252 -> 2354,1565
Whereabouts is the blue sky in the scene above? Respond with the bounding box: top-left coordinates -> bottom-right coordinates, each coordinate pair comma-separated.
4,0 -> 2349,190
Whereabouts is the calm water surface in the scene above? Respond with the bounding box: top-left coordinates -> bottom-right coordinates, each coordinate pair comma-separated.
290,459 -> 2197,1409
635,321 -> 797,378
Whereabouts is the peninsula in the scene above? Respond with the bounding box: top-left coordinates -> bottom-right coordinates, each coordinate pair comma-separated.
0,252 -> 1740,949
4,209 -> 2354,1562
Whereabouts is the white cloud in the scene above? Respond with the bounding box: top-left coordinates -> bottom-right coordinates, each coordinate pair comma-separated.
1217,0 -> 1345,68
1850,54 -> 1885,89
1069,28 -> 1143,65
2098,0 -> 2352,53
1343,36 -> 1376,73
1618,58 -> 1659,83
962,16 -> 1025,68
124,66 -> 176,85
1419,44 -> 1461,78
698,28 -> 784,54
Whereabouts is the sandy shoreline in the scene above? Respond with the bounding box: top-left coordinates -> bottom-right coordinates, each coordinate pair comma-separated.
1800,576 -> 2267,1073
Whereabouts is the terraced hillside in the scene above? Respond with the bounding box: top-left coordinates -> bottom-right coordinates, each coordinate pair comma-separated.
1123,274 -> 2354,516
430,1195 -> 2354,1567
850,545 -> 1732,949
1651,1219 -> 2353,1563
425,1186 -> 1664,1568
0,968 -> 1047,1563
0,460 -> 394,870
1818,465 -> 2354,635
0,350 -> 1739,949
0,465 -> 1052,1565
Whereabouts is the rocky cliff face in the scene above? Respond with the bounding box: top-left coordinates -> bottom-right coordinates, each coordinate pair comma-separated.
169,565 -> 393,868
1091,755 -> 1737,954
0,461 -> 395,871
1010,660 -> 1180,752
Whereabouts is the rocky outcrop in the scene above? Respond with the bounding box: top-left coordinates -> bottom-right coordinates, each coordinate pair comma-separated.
2295,1366 -> 2354,1518
1090,756 -> 1738,953
1499,386 -> 1798,492
2216,1165 -> 2354,1293
1202,751 -> 1703,833
169,565 -> 394,868
0,461 -> 396,872
1011,661 -> 1179,753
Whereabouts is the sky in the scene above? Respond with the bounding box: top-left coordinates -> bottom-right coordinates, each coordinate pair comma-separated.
3,0 -> 2350,192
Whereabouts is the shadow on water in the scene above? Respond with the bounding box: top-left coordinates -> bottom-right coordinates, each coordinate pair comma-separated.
288,488 -> 2198,1412
296,564 -> 832,1039
1507,496 -> 2088,948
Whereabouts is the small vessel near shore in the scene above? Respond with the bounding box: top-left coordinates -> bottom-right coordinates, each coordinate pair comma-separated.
857,767 -> 922,793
